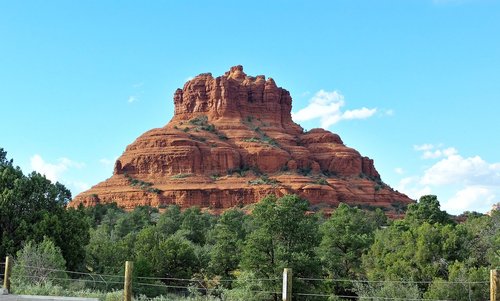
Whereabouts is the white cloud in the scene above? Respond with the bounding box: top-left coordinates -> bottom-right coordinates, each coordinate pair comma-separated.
30,154 -> 84,182
396,176 -> 431,200
30,154 -> 90,195
394,167 -> 405,175
128,96 -> 137,103
414,143 -> 435,151
421,147 -> 458,159
292,90 -> 378,128
132,82 -> 144,88
397,145 -> 500,214
421,153 -> 500,186
443,186 -> 496,213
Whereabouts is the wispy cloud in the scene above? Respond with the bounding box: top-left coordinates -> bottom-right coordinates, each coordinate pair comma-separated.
292,90 -> 378,128
30,154 -> 84,182
396,145 -> 500,214
128,96 -> 138,103
413,143 -> 435,151
30,154 -> 89,195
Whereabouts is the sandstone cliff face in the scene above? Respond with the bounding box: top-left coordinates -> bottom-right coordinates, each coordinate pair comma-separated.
71,66 -> 413,216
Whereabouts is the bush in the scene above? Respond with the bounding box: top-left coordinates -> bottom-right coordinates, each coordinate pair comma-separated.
353,281 -> 421,300
188,116 -> 208,126
314,178 -> 329,185
171,173 -> 192,179
12,237 -> 67,286
247,175 -> 280,186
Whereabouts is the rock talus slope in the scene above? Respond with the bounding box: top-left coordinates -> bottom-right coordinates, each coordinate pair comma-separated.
70,66 -> 413,215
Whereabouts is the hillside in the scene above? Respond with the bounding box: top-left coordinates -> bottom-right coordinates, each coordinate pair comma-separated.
70,66 -> 413,215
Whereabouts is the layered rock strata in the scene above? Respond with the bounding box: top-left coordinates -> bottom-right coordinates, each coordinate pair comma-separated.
71,65 -> 413,216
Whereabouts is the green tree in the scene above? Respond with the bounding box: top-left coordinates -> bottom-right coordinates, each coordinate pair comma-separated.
157,232 -> 199,280
207,208 -> 247,280
0,149 -> 89,271
363,220 -> 467,283
85,223 -> 135,274
405,195 -> 453,225
178,207 -> 213,245
319,203 -> 380,296
114,206 -> 158,238
424,261 -> 489,301
240,194 -> 321,300
12,237 -> 67,285
156,205 -> 182,236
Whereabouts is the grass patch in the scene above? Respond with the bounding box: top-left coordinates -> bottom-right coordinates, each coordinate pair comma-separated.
124,174 -> 162,194
227,166 -> 250,177
248,174 -> 280,186
242,137 -> 260,143
313,178 -> 329,185
188,115 -> 208,126
171,173 -> 192,179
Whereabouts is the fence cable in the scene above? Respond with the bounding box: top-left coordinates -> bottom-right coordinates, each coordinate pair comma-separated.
296,277 -> 489,285
136,275 -> 279,282
13,263 -> 125,279
15,275 -> 124,286
295,293 -> 454,301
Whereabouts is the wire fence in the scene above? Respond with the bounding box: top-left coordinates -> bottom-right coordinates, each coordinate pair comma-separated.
0,261 -> 494,301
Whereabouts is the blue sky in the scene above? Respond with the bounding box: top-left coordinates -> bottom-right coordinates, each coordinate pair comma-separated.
1,0 -> 499,214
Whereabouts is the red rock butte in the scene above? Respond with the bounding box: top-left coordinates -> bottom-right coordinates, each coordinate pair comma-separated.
70,65 -> 413,215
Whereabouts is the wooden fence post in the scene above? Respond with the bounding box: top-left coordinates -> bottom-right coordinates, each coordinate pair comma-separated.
282,268 -> 292,301
492,269 -> 500,301
2,256 -> 12,293
124,261 -> 133,301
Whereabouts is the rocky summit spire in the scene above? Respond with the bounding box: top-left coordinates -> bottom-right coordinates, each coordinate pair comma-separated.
70,66 -> 413,217
172,65 -> 301,134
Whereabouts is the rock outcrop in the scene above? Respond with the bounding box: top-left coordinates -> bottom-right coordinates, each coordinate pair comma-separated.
70,66 -> 413,216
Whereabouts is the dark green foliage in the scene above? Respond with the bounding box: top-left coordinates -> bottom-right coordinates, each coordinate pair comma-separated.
170,173 -> 192,179
227,166 -> 250,177
313,177 -> 329,185
247,174 -> 280,186
188,115 -> 208,126
0,148 -> 89,271
217,132 -> 228,140
242,137 -> 260,143
240,195 -> 321,298
124,173 -> 162,194
12,237 -> 68,285
178,207 -> 213,245
320,204 -> 380,279
406,195 -> 454,225
207,209 -> 247,281
297,166 -> 312,176
1,149 -> 496,300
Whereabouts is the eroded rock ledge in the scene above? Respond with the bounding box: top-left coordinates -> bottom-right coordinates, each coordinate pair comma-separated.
70,66 -> 413,216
